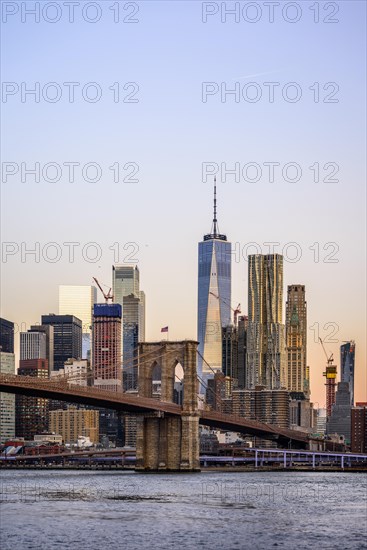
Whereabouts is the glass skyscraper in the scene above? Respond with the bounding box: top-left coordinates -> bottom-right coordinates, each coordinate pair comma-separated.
197,180 -> 231,379
112,265 -> 146,385
340,341 -> 355,406
41,314 -> 82,371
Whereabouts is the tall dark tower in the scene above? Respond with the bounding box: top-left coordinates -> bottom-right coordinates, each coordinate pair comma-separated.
197,178 -> 231,379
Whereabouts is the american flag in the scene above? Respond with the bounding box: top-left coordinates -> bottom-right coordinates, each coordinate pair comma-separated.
161,326 -> 168,333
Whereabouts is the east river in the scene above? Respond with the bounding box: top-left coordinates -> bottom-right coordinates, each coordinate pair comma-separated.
0,470 -> 366,549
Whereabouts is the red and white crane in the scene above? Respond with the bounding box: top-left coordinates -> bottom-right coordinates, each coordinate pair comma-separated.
92,277 -> 113,303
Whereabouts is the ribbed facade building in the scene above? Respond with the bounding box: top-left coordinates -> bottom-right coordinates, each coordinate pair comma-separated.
20,331 -> 47,361
247,254 -> 286,389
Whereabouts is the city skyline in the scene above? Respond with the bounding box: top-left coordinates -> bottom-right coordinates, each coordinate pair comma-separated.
1,2 -> 366,408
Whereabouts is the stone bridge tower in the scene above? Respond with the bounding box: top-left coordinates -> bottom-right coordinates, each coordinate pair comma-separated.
135,340 -> 200,471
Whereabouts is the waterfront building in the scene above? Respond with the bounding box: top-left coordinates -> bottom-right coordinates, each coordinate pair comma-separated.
49,407 -> 99,445
351,405 -> 367,453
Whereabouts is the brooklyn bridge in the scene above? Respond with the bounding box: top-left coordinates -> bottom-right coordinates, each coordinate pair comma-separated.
0,340 -> 314,471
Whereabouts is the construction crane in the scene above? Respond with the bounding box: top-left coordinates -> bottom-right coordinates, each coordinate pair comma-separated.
209,291 -> 241,326
319,337 -> 337,418
319,337 -> 334,366
92,277 -> 113,303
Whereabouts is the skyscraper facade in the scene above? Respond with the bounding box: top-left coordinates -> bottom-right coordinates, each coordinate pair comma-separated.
0,351 -> 15,443
122,294 -> 141,390
92,303 -> 122,391
340,341 -> 355,406
59,285 -> 97,359
20,331 -> 47,361
30,324 -> 54,372
197,181 -> 231,378
247,254 -> 286,389
237,315 -> 248,389
326,381 -> 351,443
41,315 -> 82,371
286,285 -> 307,393
112,265 -> 146,371
16,359 -> 49,439
222,325 -> 238,382
0,318 -> 14,353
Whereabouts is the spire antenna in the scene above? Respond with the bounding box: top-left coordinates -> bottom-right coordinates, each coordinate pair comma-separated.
213,176 -> 218,236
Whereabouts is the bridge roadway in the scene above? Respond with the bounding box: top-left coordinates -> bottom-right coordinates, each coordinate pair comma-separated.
0,373 -> 309,447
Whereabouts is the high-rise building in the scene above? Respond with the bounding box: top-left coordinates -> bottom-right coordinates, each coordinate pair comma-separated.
197,180 -> 231,378
30,325 -> 54,372
247,254 -> 286,389
237,315 -> 248,389
316,408 -> 327,436
232,386 -> 290,447
286,285 -> 307,394
289,391 -> 313,431
41,315 -> 82,371
222,325 -> 238,382
0,318 -> 14,353
59,285 -> 97,359
112,265 -> 146,379
351,405 -> 367,453
113,265 -> 140,304
16,359 -> 49,440
340,341 -> 355,406
20,331 -> 47,361
0,351 -> 15,443
49,407 -> 99,445
326,381 -> 351,443
92,303 -> 122,391
122,294 -> 141,390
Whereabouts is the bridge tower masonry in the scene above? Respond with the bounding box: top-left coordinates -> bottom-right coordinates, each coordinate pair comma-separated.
135,340 -> 200,472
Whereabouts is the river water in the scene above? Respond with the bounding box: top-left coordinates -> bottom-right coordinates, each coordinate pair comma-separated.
0,470 -> 366,549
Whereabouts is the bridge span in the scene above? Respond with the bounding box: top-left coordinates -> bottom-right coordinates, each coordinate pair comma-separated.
0,372 -> 309,448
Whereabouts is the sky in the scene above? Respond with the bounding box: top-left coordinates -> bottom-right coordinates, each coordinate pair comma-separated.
1,0 -> 366,407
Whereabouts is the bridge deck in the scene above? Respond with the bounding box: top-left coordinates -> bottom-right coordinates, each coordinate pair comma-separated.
0,374 -> 308,444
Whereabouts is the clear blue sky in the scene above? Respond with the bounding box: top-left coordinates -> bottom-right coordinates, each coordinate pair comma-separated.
1,1 -> 366,405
